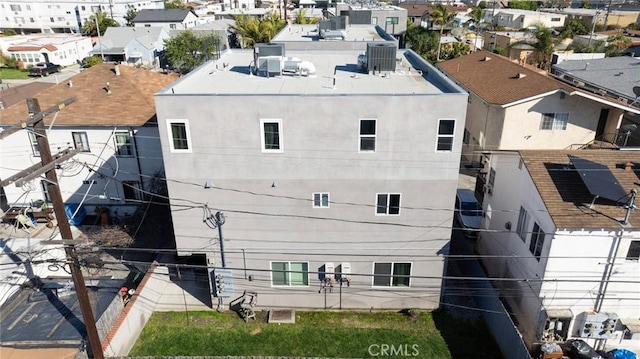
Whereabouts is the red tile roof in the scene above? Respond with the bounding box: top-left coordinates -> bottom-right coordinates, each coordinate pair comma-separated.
0,64 -> 179,127
7,44 -> 58,52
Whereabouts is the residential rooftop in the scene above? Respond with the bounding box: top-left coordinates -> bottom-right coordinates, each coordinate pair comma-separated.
159,48 -> 460,96
551,56 -> 640,104
519,150 -> 640,229
272,24 -> 389,43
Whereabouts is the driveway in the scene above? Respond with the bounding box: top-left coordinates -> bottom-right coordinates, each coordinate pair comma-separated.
1,64 -> 82,90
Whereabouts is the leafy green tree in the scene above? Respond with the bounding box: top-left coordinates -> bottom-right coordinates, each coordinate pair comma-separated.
628,23 -> 640,30
232,13 -> 285,48
441,41 -> 471,60
82,11 -> 119,36
508,0 -> 538,10
165,0 -> 187,9
406,25 -> 439,63
82,55 -> 104,67
469,7 -> 484,27
124,8 -> 138,27
530,24 -> 555,70
604,33 -> 632,57
580,0 -> 589,8
2,29 -> 17,36
164,30 -> 219,73
1,50 -> 17,68
429,4 -> 455,61
493,46 -> 506,55
560,20 -> 588,39
295,9 -> 319,24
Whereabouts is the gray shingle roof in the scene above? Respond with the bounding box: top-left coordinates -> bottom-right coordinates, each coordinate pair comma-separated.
552,57 -> 640,101
133,9 -> 195,23
99,27 -> 167,49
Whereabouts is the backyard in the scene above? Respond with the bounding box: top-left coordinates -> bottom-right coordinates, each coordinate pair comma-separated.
130,310 -> 502,358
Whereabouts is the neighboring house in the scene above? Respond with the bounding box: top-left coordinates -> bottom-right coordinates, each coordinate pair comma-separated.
153,42 -> 468,310
90,26 -> 170,66
0,64 -> 178,216
543,8 -> 640,30
482,31 -> 533,54
477,149 -> 640,352
437,51 -> 640,166
333,2 -> 407,38
133,9 -> 199,31
0,0 -> 163,34
270,23 -> 397,51
3,34 -> 92,67
491,9 -> 566,30
176,19 -> 235,53
551,56 -> 640,146
396,2 -> 431,27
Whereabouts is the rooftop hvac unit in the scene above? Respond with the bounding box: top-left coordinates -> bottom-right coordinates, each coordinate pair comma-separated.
253,43 -> 285,77
366,42 -> 396,73
328,15 -> 347,30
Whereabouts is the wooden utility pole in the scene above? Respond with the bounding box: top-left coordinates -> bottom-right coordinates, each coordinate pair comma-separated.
25,98 -> 104,359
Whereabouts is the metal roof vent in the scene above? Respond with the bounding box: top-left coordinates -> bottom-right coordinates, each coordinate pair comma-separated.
482,56 -> 491,61
514,73 -> 527,79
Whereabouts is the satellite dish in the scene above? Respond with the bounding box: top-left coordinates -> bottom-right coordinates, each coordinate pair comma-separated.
622,123 -> 638,133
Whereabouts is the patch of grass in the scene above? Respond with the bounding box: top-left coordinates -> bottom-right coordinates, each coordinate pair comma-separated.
130,310 -> 454,358
0,68 -> 29,79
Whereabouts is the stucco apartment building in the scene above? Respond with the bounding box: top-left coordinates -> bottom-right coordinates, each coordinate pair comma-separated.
153,27 -> 468,310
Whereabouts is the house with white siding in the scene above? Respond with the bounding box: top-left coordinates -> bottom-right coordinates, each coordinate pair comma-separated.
478,150 -> 640,352
0,64 -> 178,218
4,34 -> 92,67
153,35 -> 469,310
133,9 -> 199,31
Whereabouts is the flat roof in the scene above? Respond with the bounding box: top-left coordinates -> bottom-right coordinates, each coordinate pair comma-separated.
272,24 -> 386,43
160,49 -> 450,96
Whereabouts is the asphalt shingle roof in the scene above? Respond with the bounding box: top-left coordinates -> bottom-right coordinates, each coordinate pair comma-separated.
437,50 -> 573,106
519,150 -> 640,229
0,64 -> 178,127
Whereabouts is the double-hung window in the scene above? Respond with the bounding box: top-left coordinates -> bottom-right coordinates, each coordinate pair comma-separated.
437,119 -> 455,151
72,132 -> 90,152
373,262 -> 411,287
359,119 -> 376,152
313,193 -> 330,208
260,119 -> 282,153
122,181 -> 143,201
376,193 -> 401,215
529,222 -> 545,261
540,113 -> 569,130
271,262 -> 309,286
168,120 -> 191,152
114,131 -> 134,157
516,206 -> 528,241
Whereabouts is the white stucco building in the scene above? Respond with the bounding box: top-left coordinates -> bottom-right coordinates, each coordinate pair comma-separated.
490,9 -> 566,30
153,27 -> 468,310
478,150 -> 640,352
0,0 -> 164,34
5,34 -> 92,66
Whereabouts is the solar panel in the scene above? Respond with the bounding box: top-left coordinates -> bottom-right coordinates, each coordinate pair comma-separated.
569,155 -> 629,203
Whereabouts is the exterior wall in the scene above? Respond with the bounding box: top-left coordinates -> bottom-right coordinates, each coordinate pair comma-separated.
6,36 -> 92,66
0,0 -> 164,33
482,32 -> 530,53
461,92 -> 505,163
0,125 -> 163,214
478,152 -> 555,348
498,92 -> 603,150
493,11 -> 566,30
155,90 -> 467,310
135,13 -> 198,31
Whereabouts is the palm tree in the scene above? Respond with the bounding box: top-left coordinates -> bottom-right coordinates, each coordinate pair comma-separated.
430,4 -> 456,61
468,6 -> 483,28
530,24 -> 555,70
82,11 -> 119,36
232,14 -> 286,48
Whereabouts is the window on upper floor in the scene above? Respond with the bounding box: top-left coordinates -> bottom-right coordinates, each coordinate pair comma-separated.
626,240 -> 640,261
540,113 -> 569,130
313,193 -> 330,208
529,222 -> 545,261
168,120 -> 191,152
72,132 -> 90,152
170,23 -> 177,29
91,6 -> 101,12
271,261 -> 309,286
376,193 -> 401,215
373,262 -> 411,287
516,206 -> 528,241
28,132 -> 40,157
385,17 -> 398,24
10,4 -> 21,11
260,119 -> 282,153
437,119 -> 455,151
372,17 -> 378,25
359,119 -> 376,152
114,131 -> 135,157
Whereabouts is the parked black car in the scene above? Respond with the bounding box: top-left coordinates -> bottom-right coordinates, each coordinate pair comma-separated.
29,62 -> 61,77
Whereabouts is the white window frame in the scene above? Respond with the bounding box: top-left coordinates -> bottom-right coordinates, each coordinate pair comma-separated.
540,113 -> 569,130
270,261 -> 309,287
312,192 -> 330,208
375,193 -> 401,216
122,180 -> 143,202
114,130 -> 135,157
359,118 -> 377,153
529,222 -> 545,261
72,131 -> 90,152
372,262 -> 412,287
436,118 -> 456,152
167,119 -> 192,153
260,119 -> 283,153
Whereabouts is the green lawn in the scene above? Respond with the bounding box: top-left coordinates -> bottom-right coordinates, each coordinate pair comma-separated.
131,310 -> 454,358
0,68 -> 29,79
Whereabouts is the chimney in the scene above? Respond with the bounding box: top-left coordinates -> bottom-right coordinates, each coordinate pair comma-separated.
625,162 -> 634,172
114,65 -> 120,76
